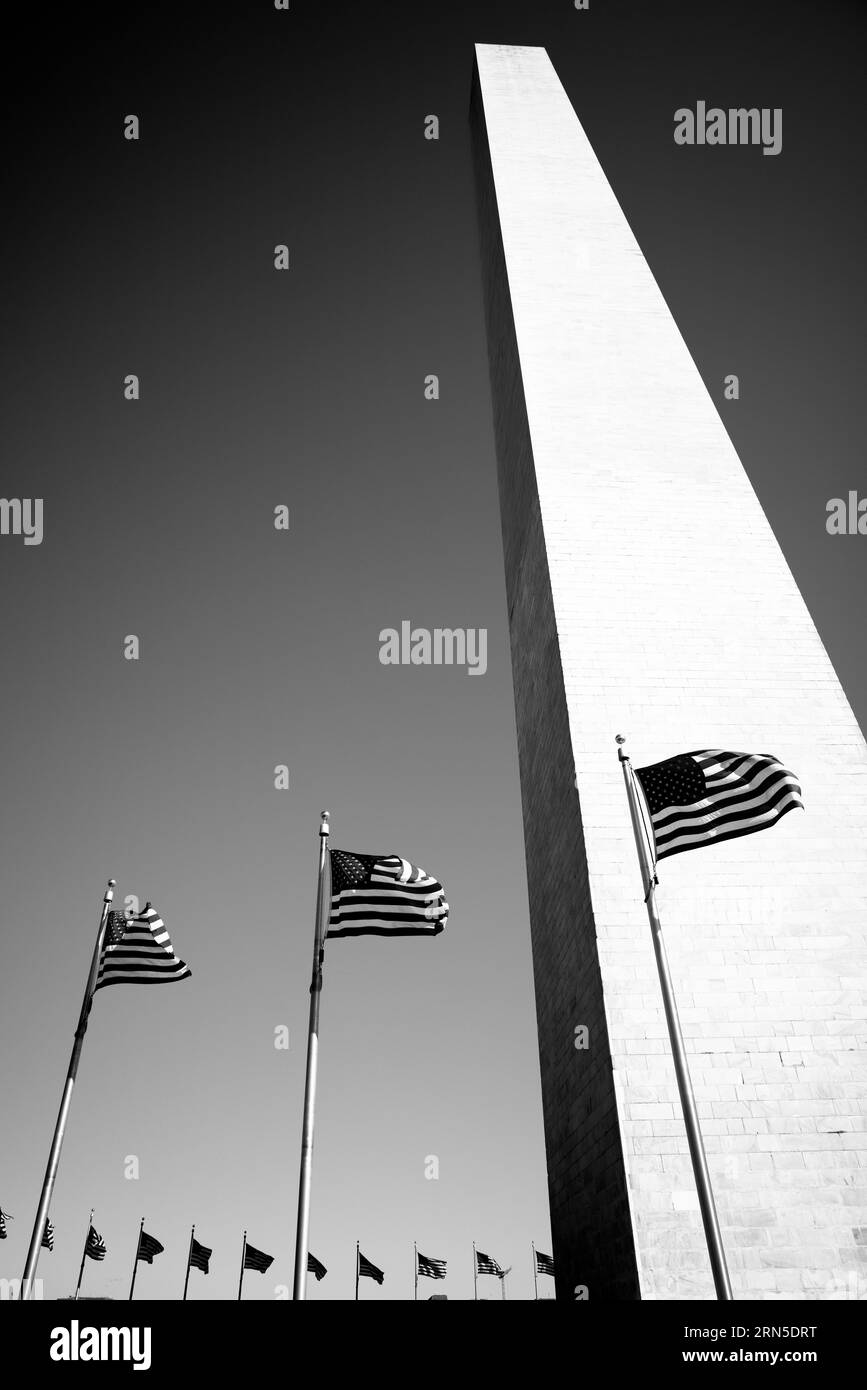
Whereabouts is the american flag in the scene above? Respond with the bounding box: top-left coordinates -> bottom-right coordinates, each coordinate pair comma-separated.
94,904 -> 191,989
417,1252 -> 447,1280
327,851 -> 448,938
535,1250 -> 555,1277
358,1251 -> 384,1284
189,1238 -> 212,1274
243,1242 -> 274,1274
634,750 -> 803,862
307,1252 -> 327,1281
0,1208 -> 10,1239
475,1250 -> 505,1277
42,1219 -> 54,1252
137,1230 -> 164,1264
85,1226 -> 106,1262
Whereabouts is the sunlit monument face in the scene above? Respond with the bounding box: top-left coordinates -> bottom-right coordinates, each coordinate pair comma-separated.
470,42 -> 867,1302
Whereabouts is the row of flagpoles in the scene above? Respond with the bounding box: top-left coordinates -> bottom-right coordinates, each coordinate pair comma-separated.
2,1204 -> 556,1299
13,740 -> 803,1300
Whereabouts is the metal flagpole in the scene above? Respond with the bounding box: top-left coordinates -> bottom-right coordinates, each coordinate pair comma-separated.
19,879 -> 116,1300
616,735 -> 733,1301
292,812 -> 331,1301
74,1208 -> 94,1301
501,1266 -> 508,1301
182,1224 -> 195,1301
355,1242 -> 360,1302
238,1231 -> 247,1301
414,1242 -> 418,1302
129,1218 -> 144,1301
532,1242 -> 538,1302
472,1242 -> 478,1302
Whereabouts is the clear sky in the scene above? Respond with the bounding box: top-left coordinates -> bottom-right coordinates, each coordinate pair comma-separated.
1,0 -> 864,1299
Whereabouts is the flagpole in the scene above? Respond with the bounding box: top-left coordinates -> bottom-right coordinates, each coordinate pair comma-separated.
355,1241 -> 360,1302
19,879 -> 116,1300
129,1218 -> 144,1301
532,1242 -> 538,1302
414,1242 -> 417,1302
292,811 -> 331,1301
74,1208 -> 94,1301
182,1224 -> 195,1302
238,1230 -> 247,1301
472,1242 -> 477,1302
616,735 -> 733,1301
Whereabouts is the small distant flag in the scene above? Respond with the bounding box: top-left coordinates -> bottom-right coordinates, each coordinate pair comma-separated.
417,1252 -> 447,1280
137,1230 -> 164,1264
535,1250 -> 555,1277
327,852 -> 449,938
85,1226 -> 106,1262
358,1251 -> 384,1284
243,1242 -> 274,1274
190,1238 -> 212,1274
307,1252 -> 327,1281
475,1250 -> 504,1277
634,751 -> 803,862
0,1208 -> 11,1239
95,904 -> 191,989
41,1219 -> 55,1252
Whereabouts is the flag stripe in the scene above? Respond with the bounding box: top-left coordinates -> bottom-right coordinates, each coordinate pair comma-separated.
653,794 -> 802,858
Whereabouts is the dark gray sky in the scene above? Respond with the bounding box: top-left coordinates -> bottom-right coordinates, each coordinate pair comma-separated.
1,0 -> 864,1299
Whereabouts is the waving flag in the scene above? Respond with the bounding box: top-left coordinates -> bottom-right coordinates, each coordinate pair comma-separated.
85,1226 -> 106,1261
307,1252 -> 327,1281
0,1208 -> 10,1239
41,1220 -> 54,1252
358,1251 -> 384,1284
634,750 -> 803,862
137,1230 -> 164,1264
95,904 -> 191,989
535,1249 -> 554,1276
327,852 -> 448,938
243,1242 -> 274,1274
475,1250 -> 504,1277
417,1251 -> 447,1280
190,1238 -> 212,1274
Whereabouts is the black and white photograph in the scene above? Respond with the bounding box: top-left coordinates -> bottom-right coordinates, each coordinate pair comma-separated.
1,0 -> 865,1369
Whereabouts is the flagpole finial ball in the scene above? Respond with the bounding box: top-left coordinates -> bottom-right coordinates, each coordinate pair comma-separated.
615,735 -> 625,745
108,878 -> 117,886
